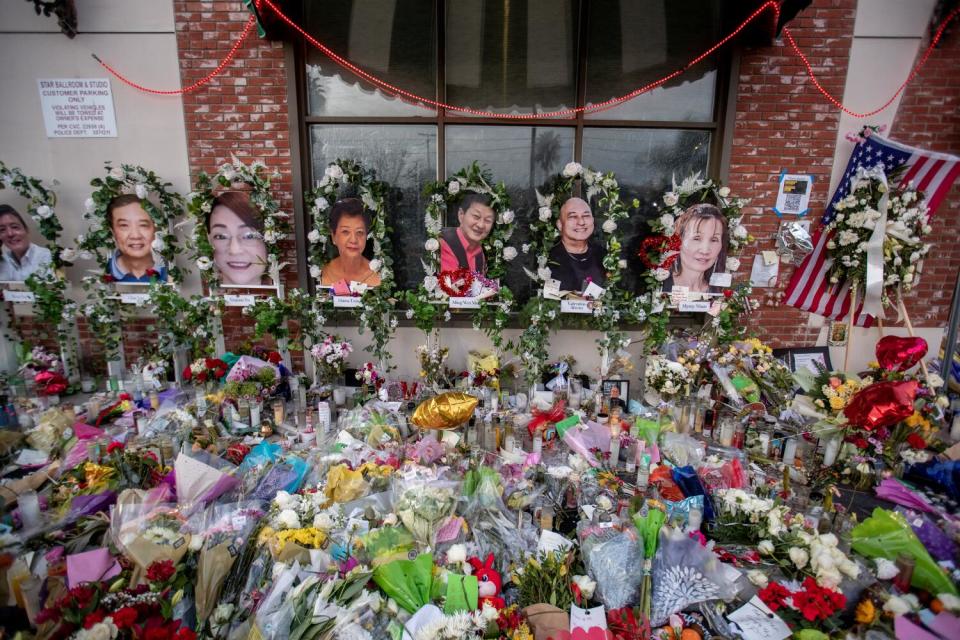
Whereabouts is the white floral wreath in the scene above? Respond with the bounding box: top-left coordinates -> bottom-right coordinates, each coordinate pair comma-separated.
186,155 -> 288,287
304,159 -> 398,369
647,172 -> 751,288
77,162 -> 185,283
304,160 -> 392,287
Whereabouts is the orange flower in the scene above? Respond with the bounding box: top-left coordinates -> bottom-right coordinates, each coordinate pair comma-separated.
855,598 -> 877,624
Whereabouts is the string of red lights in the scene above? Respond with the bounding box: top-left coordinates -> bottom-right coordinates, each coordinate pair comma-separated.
93,1 -> 957,121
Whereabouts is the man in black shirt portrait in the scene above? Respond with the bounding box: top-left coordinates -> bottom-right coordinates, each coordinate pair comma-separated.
548,197 -> 606,294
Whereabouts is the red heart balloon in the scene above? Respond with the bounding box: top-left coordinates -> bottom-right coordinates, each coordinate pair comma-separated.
876,335 -> 928,372
844,380 -> 918,430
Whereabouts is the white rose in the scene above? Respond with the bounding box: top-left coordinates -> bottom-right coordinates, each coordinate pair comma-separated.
839,559 -> 860,579
481,602 -> 500,622
446,544 -> 467,565
60,247 -> 77,263
937,593 -> 960,612
817,567 -> 842,590
308,229 -> 321,243
196,256 -> 213,270
572,574 -> 597,600
562,162 -> 583,178
314,196 -> 330,211
718,186 -> 731,198
788,546 -> 809,569
537,266 -> 552,281
732,225 -> 748,240
747,570 -> 768,588
819,533 -> 839,548
309,265 -> 321,279
538,206 -> 552,222
277,509 -> 301,529
424,275 -> 438,292
725,257 -> 741,271
325,165 -> 344,180
135,184 -> 148,200
602,219 -> 617,234
874,557 -> 899,580
653,268 -> 670,282
659,214 -> 675,230
108,167 -> 125,181
189,535 -> 204,551
663,192 -> 679,207
35,205 -> 53,219
503,246 -> 517,261
447,180 -> 460,195
425,238 -> 440,252
369,258 -> 382,272
84,197 -> 96,214
501,209 -> 515,224
758,540 -> 775,555
883,595 -> 912,616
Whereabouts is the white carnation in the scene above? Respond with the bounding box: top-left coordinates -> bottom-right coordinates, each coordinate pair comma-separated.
277,509 -> 301,529
425,238 -> 440,252
325,164 -> 344,180
653,268 -> 670,282
602,219 -> 617,233
538,206 -> 552,222
135,184 -> 148,200
314,196 -> 330,211
501,209 -> 515,224
368,258 -> 382,272
571,574 -> 597,600
308,229 -> 321,243
447,180 -> 460,195
151,237 -> 166,253
503,246 -> 517,261
197,256 -> 213,270
309,265 -> 321,279
718,186 -> 731,198
874,557 -> 899,580
663,192 -> 679,207
659,214 -> 675,230
732,225 -> 748,240
537,266 -> 552,281
35,205 -> 53,219
725,257 -> 740,271
424,275 -> 438,292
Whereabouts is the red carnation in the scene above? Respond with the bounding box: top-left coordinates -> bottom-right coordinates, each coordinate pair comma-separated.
174,627 -> 197,640
906,433 -> 927,450
112,606 -> 138,629
106,441 -> 124,455
758,581 -> 792,612
146,559 -> 176,584
83,610 -> 106,629
845,435 -> 870,449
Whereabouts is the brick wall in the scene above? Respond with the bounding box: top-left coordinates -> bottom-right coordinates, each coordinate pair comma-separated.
174,0 -> 304,366
727,0 -> 858,347
887,22 -> 960,326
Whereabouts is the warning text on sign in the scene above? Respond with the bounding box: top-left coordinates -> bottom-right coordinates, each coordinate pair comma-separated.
38,78 -> 118,138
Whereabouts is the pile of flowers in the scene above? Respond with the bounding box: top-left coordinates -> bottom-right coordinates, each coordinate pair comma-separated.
644,355 -> 692,404
182,358 -> 229,386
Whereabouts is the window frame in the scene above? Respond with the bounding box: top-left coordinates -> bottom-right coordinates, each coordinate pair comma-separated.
286,0 -> 735,292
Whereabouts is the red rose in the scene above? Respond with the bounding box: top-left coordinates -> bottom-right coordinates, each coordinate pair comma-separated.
102,274 -> 116,284
112,606 -> 138,629
119,392 -> 132,401
907,433 -> 927,450
723,288 -> 734,298
267,351 -> 282,364
845,435 -> 870,449
182,365 -> 193,381
106,441 -> 124,455
83,610 -> 106,629
146,559 -> 176,584
144,627 -> 172,640
146,268 -> 159,278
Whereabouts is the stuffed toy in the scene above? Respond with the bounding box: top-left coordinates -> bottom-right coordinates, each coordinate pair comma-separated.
466,553 -> 505,610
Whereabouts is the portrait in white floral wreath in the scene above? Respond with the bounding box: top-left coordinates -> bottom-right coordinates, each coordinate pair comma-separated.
0,204 -> 52,282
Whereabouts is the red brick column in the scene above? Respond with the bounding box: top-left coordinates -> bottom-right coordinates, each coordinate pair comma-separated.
727,0 -> 858,346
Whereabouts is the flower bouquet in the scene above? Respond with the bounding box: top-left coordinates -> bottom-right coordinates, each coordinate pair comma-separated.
193,501 -> 265,621
110,498 -> 191,579
182,357 -> 229,386
392,468 -> 459,547
311,334 -> 352,389
643,355 -> 691,405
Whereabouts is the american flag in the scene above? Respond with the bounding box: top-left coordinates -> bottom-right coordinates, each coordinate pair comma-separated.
785,133 -> 960,326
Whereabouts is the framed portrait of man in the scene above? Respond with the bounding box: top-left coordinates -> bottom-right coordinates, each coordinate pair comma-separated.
548,197 -> 606,295
439,193 -> 495,276
103,194 -> 169,285
602,379 -> 629,412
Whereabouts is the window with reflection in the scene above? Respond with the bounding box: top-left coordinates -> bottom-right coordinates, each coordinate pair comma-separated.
296,0 -> 727,299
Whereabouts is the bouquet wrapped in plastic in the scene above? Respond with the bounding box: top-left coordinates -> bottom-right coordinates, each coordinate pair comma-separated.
579,523 -> 642,610
851,508 -> 958,596
649,526 -> 738,626
392,467 -> 459,547
110,496 -> 191,580
193,501 -> 266,621
459,465 -> 538,572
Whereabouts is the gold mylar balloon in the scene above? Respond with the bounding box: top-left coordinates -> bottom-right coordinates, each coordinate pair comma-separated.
411,392 -> 479,430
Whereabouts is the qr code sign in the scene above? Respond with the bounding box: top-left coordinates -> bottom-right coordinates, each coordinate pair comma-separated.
782,193 -> 803,213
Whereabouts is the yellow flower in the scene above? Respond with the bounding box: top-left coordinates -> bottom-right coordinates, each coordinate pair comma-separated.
829,396 -> 846,411
867,361 -> 880,369
855,598 -> 877,624
905,412 -> 931,432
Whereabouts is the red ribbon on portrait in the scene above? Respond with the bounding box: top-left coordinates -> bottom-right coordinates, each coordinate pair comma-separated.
637,234 -> 681,270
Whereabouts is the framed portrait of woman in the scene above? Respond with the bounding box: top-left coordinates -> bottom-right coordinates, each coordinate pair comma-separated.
206,190 -> 274,288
